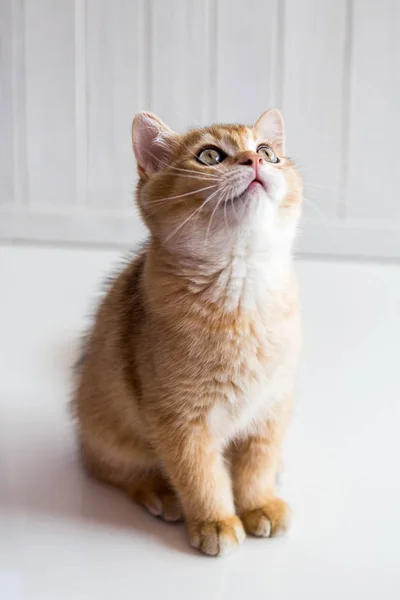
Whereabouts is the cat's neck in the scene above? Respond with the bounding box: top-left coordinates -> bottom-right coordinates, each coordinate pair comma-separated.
147,231 -> 294,313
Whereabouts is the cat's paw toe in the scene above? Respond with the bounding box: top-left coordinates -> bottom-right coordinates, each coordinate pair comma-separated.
241,497 -> 291,537
160,494 -> 183,522
189,516 -> 245,557
135,487 -> 183,522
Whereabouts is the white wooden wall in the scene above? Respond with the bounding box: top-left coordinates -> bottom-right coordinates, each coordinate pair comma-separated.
1,0 -> 399,258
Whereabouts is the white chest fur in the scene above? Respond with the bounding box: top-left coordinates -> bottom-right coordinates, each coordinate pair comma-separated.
206,343 -> 295,443
205,303 -> 298,444
186,231 -> 298,443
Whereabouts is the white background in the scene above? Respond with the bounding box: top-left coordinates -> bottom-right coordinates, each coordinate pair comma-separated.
2,4 -> 400,596
0,0 -> 399,258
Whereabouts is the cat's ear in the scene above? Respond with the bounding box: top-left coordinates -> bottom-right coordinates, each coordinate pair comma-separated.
254,109 -> 285,155
132,112 -> 177,176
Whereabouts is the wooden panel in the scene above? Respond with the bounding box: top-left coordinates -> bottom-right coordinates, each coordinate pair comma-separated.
0,0 -> 14,205
86,0 -> 143,210
3,206 -> 400,260
298,220 -> 400,259
346,0 -> 400,220
150,0 -> 210,131
1,0 -> 399,258
215,0 -> 279,124
24,0 -> 76,207
282,0 -> 347,222
0,206 -> 147,247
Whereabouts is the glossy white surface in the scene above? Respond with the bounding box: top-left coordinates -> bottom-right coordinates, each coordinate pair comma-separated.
1,244 -> 400,599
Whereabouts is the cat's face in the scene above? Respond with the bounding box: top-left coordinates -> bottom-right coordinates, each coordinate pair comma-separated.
132,111 -> 302,255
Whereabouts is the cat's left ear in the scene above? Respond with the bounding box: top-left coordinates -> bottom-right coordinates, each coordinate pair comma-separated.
254,109 -> 285,155
132,112 -> 178,177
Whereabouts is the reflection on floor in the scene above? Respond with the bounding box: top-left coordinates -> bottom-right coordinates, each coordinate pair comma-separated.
1,244 -> 400,599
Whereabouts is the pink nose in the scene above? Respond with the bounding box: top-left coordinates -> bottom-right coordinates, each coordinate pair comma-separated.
238,152 -> 264,172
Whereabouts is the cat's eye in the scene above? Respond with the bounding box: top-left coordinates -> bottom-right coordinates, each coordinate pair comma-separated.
257,145 -> 279,163
197,147 -> 226,166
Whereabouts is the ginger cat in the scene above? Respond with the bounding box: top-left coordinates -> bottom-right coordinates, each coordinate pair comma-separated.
74,109 -> 302,556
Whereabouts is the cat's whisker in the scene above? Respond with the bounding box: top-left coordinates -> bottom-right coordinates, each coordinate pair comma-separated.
165,187 -> 222,243
144,148 -> 216,182
146,184 -> 217,206
168,165 -> 218,175
222,187 -> 230,235
170,111 -> 203,130
303,183 -> 338,198
204,184 -> 230,245
167,166 -> 220,180
302,195 -> 336,229
171,173 -> 220,183
229,190 -> 240,225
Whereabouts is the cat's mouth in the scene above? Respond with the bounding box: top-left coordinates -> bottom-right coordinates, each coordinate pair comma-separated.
247,179 -> 264,191
235,177 -> 266,199
227,176 -> 268,204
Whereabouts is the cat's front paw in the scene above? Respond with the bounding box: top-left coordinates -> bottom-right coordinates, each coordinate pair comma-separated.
188,516 -> 245,557
241,497 -> 291,537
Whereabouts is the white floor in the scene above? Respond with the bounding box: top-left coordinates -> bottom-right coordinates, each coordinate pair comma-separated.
1,244 -> 400,600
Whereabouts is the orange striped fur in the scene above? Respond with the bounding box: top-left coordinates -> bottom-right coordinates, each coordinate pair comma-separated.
74,110 -> 302,556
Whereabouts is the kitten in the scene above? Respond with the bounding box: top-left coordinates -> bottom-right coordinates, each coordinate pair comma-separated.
74,109 -> 302,557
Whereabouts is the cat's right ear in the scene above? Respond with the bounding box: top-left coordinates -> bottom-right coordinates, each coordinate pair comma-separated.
132,112 -> 177,177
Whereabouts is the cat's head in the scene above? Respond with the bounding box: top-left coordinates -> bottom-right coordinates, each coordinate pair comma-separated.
132,111 -> 302,256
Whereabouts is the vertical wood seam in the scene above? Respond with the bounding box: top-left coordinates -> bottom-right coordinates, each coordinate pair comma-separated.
338,0 -> 353,221
273,0 -> 285,109
75,0 -> 87,207
139,0 -> 152,110
206,0 -> 217,124
11,0 -> 28,207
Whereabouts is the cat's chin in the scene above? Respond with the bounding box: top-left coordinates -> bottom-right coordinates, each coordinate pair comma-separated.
231,183 -> 269,206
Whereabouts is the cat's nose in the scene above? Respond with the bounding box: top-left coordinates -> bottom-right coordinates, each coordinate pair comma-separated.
238,152 -> 263,170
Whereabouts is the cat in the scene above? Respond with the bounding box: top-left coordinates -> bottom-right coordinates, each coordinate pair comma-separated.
74,109 -> 302,557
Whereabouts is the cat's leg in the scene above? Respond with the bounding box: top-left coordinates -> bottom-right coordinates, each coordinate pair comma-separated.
79,433 -> 182,522
230,405 -> 291,537
123,469 -> 183,522
155,426 -> 245,557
